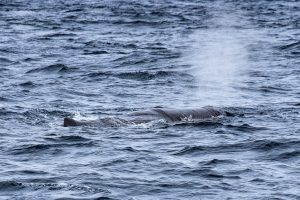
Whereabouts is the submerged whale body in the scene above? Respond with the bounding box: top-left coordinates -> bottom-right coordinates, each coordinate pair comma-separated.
64,106 -> 226,127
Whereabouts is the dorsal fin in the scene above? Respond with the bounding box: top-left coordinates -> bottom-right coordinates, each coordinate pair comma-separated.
64,118 -> 78,127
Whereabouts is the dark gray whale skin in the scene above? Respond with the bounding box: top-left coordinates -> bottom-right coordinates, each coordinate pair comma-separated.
63,106 -> 226,127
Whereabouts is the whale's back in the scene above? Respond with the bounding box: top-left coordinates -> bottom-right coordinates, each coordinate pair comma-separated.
152,106 -> 224,122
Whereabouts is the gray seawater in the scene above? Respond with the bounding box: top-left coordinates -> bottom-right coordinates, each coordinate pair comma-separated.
0,0 -> 300,199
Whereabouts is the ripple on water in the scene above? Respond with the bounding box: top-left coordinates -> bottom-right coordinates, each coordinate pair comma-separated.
26,64 -> 74,74
18,81 -> 38,88
10,141 -> 96,155
174,139 -> 300,156
0,180 -> 110,197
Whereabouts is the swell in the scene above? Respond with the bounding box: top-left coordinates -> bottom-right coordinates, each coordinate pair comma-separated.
26,64 -> 75,74
183,168 -> 240,179
174,139 -> 300,156
10,141 -> 96,155
0,180 -> 109,196
85,70 -> 194,81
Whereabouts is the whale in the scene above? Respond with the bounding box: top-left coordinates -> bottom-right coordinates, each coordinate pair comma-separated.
63,106 -> 227,127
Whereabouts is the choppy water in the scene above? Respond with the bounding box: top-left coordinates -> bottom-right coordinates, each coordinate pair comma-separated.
1,0 -> 300,199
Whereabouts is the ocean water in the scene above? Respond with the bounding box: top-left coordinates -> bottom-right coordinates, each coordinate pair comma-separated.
0,0 -> 300,199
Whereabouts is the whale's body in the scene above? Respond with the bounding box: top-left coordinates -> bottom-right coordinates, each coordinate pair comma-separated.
64,106 -> 226,127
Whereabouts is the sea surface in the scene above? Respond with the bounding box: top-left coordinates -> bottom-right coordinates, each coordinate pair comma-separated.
0,0 -> 300,199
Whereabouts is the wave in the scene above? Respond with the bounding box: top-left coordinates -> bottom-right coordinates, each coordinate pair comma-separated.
259,86 -> 292,93
0,108 -> 19,116
44,135 -> 91,143
0,97 -> 13,102
43,32 -> 77,38
19,81 -> 37,88
183,168 -> 240,179
198,158 -> 237,166
0,57 -> 13,63
10,141 -> 95,155
174,139 -> 300,156
26,64 -> 74,74
265,150 -> 300,161
279,41 -> 300,50
85,70 -> 194,81
0,181 -> 24,191
83,50 -> 109,55
0,180 -> 109,197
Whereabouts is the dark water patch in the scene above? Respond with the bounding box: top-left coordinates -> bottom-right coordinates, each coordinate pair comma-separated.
244,139 -> 300,152
0,57 -> 13,63
183,168 -> 240,179
61,89 -> 100,98
204,173 -> 240,180
43,32 -> 77,38
111,19 -> 171,27
5,170 -> 49,176
54,197 -> 115,200
174,139 -> 300,156
85,70 -> 193,81
222,106 -> 249,116
269,192 -> 300,200
0,108 -> 19,116
22,57 -> 40,62
0,180 -> 108,196
265,150 -> 300,161
149,50 -> 181,59
0,181 -> 25,191
10,141 -> 96,155
142,43 -> 167,50
100,158 -> 128,167
279,41 -> 300,50
248,71 -> 270,78
116,71 -> 167,81
83,50 -> 109,55
44,135 -> 91,143
118,57 -> 158,66
0,68 -> 9,72
250,178 -> 265,183
84,40 -> 137,50
121,146 -> 139,153
289,51 -> 300,56
0,47 -> 19,54
62,14 -> 78,21
10,144 -> 63,155
85,71 -> 111,78
224,123 -> 268,133
0,96 -> 13,102
116,71 -> 192,81
173,121 -> 224,128
18,170 -> 49,175
26,64 -> 74,74
227,168 -> 253,176
155,182 -> 195,189
199,159 -> 238,167
259,86 -> 292,93
19,81 -> 37,88
64,8 -> 85,13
